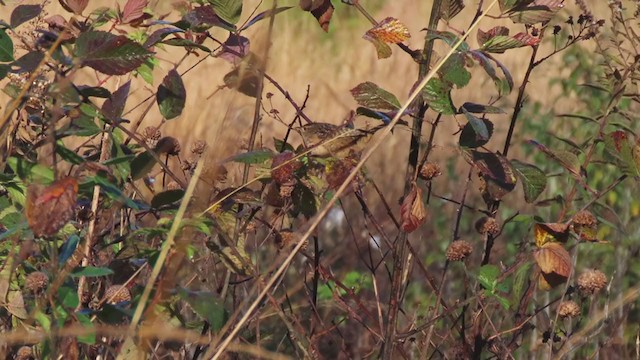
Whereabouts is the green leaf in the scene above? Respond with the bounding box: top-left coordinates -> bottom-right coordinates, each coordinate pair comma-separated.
427,31 -> 470,52
493,294 -> 511,310
0,29 -> 14,62
228,149 -> 273,164
350,82 -> 401,110
178,288 -> 228,331
76,313 -> 96,344
460,102 -> 505,114
71,266 -> 114,278
512,261 -> 532,307
510,159 -> 547,203
7,157 -> 54,183
130,151 -> 155,180
157,69 -> 186,119
208,0 -> 243,24
422,78 -> 455,115
75,31 -> 153,75
480,35 -> 525,53
151,189 -> 185,208
439,53 -> 471,88
471,50 -> 513,96
56,142 -> 85,165
478,264 -> 500,292
58,285 -> 79,309
59,235 -> 80,265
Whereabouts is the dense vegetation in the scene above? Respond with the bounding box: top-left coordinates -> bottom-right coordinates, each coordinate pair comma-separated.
0,0 -> 638,359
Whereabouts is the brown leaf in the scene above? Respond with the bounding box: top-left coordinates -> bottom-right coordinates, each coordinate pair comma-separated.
363,34 -> 392,59
300,0 -> 333,32
534,242 -> 571,284
121,0 -> 148,24
26,177 -> 78,238
59,0 -> 88,15
400,184 -> 426,233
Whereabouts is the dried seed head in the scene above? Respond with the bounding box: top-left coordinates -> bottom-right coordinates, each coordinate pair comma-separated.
166,181 -> 182,191
577,269 -> 607,296
142,126 -> 161,147
275,229 -> 308,251
156,136 -> 181,156
573,210 -> 597,227
446,240 -> 473,262
15,346 -> 34,360
24,271 -> 48,293
279,180 -> 296,198
104,285 -> 132,304
191,140 -> 207,155
475,217 -> 500,236
419,162 -> 442,180
271,151 -> 302,185
557,300 -> 581,318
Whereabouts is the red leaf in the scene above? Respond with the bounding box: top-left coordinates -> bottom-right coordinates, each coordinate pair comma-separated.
121,0 -> 148,24
513,32 -> 541,46
26,177 -> 78,238
59,0 -> 88,15
102,81 -> 131,121
75,31 -> 153,75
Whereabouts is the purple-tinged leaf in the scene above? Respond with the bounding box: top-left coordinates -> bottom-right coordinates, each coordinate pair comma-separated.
0,29 -> 14,62
162,38 -> 211,53
102,81 -> 131,121
356,107 -> 392,124
216,34 -> 249,64
143,27 -> 183,48
157,69 -> 186,119
121,0 -> 148,24
59,0 -> 88,15
509,0 -> 564,25
240,7 -> 293,31
440,0 -> 465,21
350,82 -> 401,110
471,50 -> 513,96
11,51 -> 44,73
10,5 -> 42,29
460,102 -> 505,114
460,109 -> 493,148
176,5 -> 234,32
480,33 -> 540,53
75,31 -> 153,75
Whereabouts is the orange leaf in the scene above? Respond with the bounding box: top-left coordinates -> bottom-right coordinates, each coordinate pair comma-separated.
366,17 -> 411,44
26,177 -> 78,238
534,242 -> 571,278
400,184 -> 426,232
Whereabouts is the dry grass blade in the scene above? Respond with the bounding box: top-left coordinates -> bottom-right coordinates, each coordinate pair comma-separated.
206,0 -> 501,358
